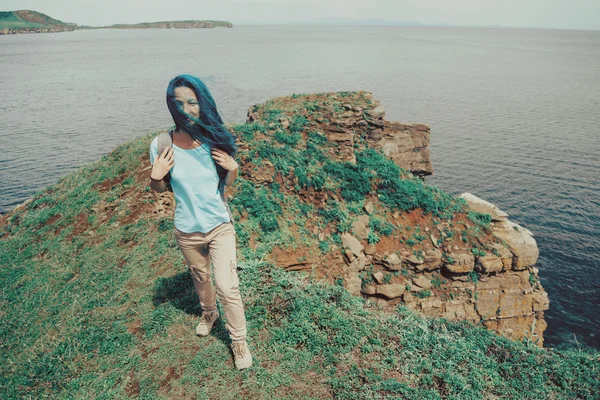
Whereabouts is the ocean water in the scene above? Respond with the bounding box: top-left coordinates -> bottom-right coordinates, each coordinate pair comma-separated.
1,25 -> 598,350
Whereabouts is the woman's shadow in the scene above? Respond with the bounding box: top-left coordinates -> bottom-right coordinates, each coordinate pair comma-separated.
152,271 -> 231,346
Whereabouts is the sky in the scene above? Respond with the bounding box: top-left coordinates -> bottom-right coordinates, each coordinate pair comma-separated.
1,0 -> 599,31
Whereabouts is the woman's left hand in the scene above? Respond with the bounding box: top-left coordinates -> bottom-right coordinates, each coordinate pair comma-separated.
211,148 -> 238,171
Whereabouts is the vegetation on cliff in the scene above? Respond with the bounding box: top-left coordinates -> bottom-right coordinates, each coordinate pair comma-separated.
1,92 -> 598,398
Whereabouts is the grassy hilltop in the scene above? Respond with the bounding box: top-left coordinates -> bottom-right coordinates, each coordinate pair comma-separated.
0,10 -> 75,32
1,91 -> 598,399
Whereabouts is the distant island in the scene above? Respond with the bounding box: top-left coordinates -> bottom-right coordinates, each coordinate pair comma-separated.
101,20 -> 232,29
0,10 -> 232,34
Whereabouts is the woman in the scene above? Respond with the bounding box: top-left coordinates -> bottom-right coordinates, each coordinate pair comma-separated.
148,74 -> 252,371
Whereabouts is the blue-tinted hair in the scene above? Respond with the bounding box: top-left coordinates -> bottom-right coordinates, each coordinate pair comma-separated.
166,74 -> 238,177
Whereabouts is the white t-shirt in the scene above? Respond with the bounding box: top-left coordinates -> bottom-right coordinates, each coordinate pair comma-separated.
150,137 -> 231,233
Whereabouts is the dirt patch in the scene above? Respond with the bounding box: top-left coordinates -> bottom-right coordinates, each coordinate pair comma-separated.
120,200 -> 156,226
40,213 -> 63,235
65,212 -> 90,240
124,368 -> 140,397
161,366 -> 181,391
126,319 -> 143,339
99,173 -> 127,193
0,213 -> 10,229
273,370 -> 332,399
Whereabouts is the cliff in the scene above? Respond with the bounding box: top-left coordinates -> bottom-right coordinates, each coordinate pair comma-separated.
242,91 -> 549,347
0,91 -> 596,398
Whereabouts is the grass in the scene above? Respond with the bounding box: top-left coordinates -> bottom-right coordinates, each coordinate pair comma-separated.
1,92 -> 599,398
0,12 -> 48,29
0,11 -> 68,30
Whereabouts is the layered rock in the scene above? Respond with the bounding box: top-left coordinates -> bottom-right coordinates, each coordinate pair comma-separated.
0,26 -> 75,34
246,92 -> 433,177
343,193 -> 549,347
242,92 -> 549,348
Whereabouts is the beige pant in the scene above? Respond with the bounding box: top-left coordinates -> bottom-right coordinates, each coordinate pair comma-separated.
173,221 -> 247,342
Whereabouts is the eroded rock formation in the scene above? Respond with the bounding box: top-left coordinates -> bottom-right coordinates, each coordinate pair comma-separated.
246,92 -> 433,177
244,92 -> 549,347
347,193 -> 549,347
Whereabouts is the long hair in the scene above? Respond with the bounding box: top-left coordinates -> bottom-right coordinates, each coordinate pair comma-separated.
166,74 -> 238,178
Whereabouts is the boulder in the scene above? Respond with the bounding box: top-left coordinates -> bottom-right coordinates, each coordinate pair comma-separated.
344,272 -> 362,296
365,104 -> 385,120
532,291 -> 550,311
442,300 -> 479,321
351,215 -> 371,240
344,249 -> 355,264
419,248 -> 443,271
476,254 -> 504,273
475,289 -> 501,319
364,244 -> 377,255
417,297 -> 443,314
246,160 -> 275,184
361,284 -> 377,295
443,251 -> 475,274
403,291 -> 415,304
493,220 -> 539,268
347,252 -> 366,272
491,243 -> 513,270
459,193 -> 509,221
498,289 -> 533,318
412,275 -> 432,289
373,271 -> 385,284
341,232 -> 364,257
382,253 -> 403,271
406,254 -> 424,266
377,283 -> 405,299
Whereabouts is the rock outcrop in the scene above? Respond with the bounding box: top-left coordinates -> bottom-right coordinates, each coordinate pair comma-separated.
246,92 -> 433,177
243,91 -> 549,348
347,193 -> 549,347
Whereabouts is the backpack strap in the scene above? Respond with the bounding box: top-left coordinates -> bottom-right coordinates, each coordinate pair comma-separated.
218,175 -> 236,228
156,130 -> 174,192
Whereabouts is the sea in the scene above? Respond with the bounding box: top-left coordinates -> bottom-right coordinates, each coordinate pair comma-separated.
1,25 -> 598,351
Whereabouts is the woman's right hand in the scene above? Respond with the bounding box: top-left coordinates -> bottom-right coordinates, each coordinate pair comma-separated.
151,147 -> 174,180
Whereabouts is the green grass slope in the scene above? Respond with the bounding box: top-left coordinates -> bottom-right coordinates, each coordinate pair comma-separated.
0,10 -> 74,30
0,11 -> 47,29
1,93 -> 599,398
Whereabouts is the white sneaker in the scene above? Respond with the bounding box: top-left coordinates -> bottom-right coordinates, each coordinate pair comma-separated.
231,340 -> 252,370
195,310 -> 219,336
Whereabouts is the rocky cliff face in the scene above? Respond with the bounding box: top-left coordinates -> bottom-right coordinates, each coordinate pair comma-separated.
247,97 -> 433,176
356,194 -> 549,347
0,26 -> 74,34
244,91 -> 549,347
